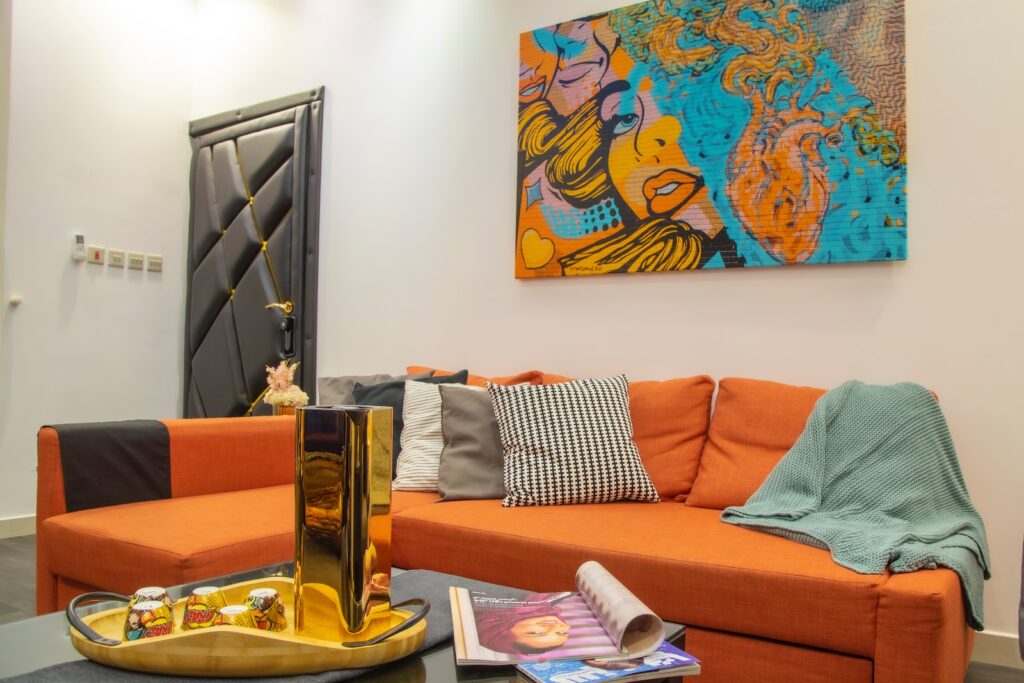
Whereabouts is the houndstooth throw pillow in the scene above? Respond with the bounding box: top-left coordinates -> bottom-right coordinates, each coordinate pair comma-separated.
487,375 -> 659,507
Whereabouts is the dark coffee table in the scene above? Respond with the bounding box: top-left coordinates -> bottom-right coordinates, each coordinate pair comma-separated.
0,563 -> 687,681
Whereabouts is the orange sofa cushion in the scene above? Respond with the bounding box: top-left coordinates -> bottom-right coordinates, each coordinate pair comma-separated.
628,376 -> 714,500
406,366 -> 543,388
41,485 -> 295,594
391,490 -> 440,514
686,378 -> 825,510
40,487 -> 440,611
391,500 -> 883,658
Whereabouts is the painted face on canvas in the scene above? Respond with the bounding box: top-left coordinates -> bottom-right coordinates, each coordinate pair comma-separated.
547,19 -> 615,116
602,82 -> 705,222
519,29 -> 558,105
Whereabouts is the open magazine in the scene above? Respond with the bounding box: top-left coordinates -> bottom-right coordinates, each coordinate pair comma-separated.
517,640 -> 700,683
450,561 -> 664,665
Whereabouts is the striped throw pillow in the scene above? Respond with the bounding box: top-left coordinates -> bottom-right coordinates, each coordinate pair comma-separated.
393,380 -> 445,491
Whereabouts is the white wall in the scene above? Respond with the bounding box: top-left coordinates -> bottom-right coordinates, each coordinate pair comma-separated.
0,0 -> 11,321
188,0 -> 1024,641
0,0 -> 193,518
0,0 -> 1018,644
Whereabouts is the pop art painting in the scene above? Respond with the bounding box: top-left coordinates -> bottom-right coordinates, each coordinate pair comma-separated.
516,0 -> 906,278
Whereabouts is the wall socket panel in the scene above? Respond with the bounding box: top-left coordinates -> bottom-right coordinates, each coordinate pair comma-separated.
108,249 -> 125,268
127,252 -> 145,270
146,254 -> 163,272
86,245 -> 105,265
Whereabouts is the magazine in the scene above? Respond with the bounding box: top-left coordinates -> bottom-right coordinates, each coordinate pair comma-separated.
450,561 -> 664,665
517,640 -> 701,683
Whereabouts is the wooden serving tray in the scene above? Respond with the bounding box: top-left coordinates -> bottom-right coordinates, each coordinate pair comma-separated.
68,577 -> 427,678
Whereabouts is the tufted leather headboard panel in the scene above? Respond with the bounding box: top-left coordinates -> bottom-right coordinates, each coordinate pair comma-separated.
184,88 -> 324,417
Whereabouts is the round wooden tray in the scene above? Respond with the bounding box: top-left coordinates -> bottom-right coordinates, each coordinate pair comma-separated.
68,577 -> 427,678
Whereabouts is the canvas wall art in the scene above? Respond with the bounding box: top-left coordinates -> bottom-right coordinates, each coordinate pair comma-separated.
516,0 -> 906,278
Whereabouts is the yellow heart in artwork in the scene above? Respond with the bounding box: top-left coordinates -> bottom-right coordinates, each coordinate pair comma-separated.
521,229 -> 555,269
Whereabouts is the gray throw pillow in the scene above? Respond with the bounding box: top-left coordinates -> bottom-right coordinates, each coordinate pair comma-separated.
317,371 -> 431,405
437,385 -> 506,501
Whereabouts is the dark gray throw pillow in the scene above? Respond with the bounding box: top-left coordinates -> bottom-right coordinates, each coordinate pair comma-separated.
437,385 -> 506,501
353,371 -> 469,474
317,371 -> 432,405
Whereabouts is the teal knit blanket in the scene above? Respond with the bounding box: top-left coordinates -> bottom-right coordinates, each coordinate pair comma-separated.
721,381 -> 990,630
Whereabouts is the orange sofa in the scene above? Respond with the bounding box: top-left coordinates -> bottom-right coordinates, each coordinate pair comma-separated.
36,373 -> 974,683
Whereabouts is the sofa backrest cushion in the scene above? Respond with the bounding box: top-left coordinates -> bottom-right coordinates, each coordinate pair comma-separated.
167,416 -> 295,497
686,377 -> 826,510
407,365 -> 543,388
629,376 -> 715,501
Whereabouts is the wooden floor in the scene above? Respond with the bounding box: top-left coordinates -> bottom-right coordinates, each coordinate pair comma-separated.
968,664 -> 1024,683
0,534 -> 1020,681
0,535 -> 36,625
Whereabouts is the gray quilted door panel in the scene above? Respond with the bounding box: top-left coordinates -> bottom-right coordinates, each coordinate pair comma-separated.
185,89 -> 323,417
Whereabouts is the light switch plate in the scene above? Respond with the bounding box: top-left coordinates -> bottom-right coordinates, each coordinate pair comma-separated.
146,254 -> 163,273
127,252 -> 145,270
72,234 -> 87,262
108,249 -> 125,268
86,245 -> 105,265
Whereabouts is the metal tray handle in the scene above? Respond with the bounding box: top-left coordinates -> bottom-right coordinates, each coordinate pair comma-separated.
66,592 -> 130,647
342,598 -> 430,648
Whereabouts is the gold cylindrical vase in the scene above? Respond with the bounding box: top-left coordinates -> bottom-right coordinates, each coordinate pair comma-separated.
294,405 -> 393,639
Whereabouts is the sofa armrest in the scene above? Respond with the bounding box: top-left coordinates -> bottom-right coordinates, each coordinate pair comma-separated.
36,427 -> 67,613
874,568 -> 974,683
36,428 -> 68,525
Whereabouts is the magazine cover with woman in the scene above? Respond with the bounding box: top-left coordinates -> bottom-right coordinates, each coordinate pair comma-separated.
451,561 -> 664,665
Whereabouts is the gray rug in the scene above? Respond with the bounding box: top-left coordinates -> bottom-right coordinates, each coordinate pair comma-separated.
3,570 -> 521,682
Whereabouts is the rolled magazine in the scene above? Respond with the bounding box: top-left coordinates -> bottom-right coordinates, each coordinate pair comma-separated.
451,561 -> 664,665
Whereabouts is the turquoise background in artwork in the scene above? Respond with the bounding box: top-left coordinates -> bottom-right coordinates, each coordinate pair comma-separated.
633,48 -> 906,267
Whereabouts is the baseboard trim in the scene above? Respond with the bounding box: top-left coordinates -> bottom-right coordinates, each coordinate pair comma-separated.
0,515 -> 34,539
973,630 -> 1023,669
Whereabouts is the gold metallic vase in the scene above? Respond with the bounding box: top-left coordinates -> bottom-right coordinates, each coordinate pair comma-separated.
295,405 -> 393,639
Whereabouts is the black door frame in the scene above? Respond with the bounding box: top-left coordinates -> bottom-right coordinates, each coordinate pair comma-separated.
184,87 -> 324,416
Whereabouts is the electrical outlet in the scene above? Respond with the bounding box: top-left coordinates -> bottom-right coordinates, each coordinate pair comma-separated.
127,252 -> 145,270
146,254 -> 163,273
86,245 -> 105,265
108,249 -> 125,268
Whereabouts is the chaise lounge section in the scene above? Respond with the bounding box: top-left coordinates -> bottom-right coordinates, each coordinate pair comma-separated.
35,417 -> 295,613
